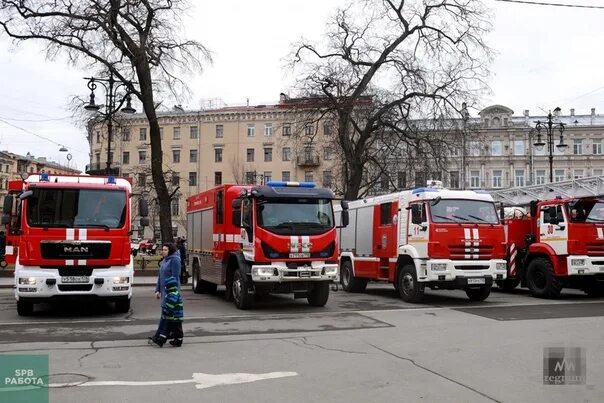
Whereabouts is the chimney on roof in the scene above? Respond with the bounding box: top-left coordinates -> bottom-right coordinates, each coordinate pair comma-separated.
570,108 -> 575,117
279,93 -> 289,104
523,110 -> 529,117
591,108 -> 596,117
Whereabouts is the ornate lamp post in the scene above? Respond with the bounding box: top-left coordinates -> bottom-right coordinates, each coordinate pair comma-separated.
533,107 -> 567,184
84,73 -> 136,175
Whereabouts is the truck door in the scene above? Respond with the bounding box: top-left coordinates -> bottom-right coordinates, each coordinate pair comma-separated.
539,204 -> 568,255
373,201 -> 397,260
407,202 -> 429,258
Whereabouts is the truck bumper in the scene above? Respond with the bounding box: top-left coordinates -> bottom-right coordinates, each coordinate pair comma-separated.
250,262 -> 338,282
567,255 -> 604,275
14,264 -> 133,301
417,259 -> 507,284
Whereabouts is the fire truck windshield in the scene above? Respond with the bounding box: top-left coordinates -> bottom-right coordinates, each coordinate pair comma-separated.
256,198 -> 334,235
26,188 -> 127,229
567,199 -> 604,223
429,199 -> 499,224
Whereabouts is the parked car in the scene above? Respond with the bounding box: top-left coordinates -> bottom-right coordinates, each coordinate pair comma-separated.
139,239 -> 158,255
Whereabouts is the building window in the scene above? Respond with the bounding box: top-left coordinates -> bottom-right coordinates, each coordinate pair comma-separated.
247,124 -> 255,137
138,150 -> 146,163
96,131 -> 101,143
305,124 -> 314,136
574,169 -> 584,179
593,139 -> 602,155
190,149 -> 198,163
469,141 -> 480,157
122,152 -> 130,165
172,173 -> 180,186
450,146 -> 460,157
323,170 -> 332,188
215,124 -> 224,138
139,128 -> 147,141
172,150 -> 180,163
514,140 -> 524,156
138,173 -> 146,186
264,123 -> 273,136
245,171 -> 255,184
159,127 -> 164,140
491,141 -> 502,156
171,198 -> 179,216
380,173 -> 389,190
282,147 -> 291,161
592,169 -> 603,177
282,171 -> 290,182
188,172 -> 197,187
122,128 -> 130,142
263,171 -> 272,183
323,147 -> 333,160
555,169 -> 565,182
215,148 -> 223,163
214,171 -> 222,185
492,170 -> 502,188
535,169 -> 546,185
398,172 -> 407,189
470,170 -> 480,188
323,121 -> 333,136
304,171 -> 314,182
173,127 -> 181,140
246,148 -> 254,162
190,126 -> 198,139
95,153 -> 101,164
573,139 -> 583,155
515,169 -> 525,187
282,124 -> 291,136
264,147 -> 272,162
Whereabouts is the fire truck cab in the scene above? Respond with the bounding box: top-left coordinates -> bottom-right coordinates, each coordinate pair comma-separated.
335,182 -> 507,302
186,181 -> 347,309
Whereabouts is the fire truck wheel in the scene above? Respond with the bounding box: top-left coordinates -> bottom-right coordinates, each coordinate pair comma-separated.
465,286 -> 491,301
340,260 -> 368,292
115,298 -> 131,313
232,269 -> 254,310
397,264 -> 424,303
526,257 -> 562,298
17,300 -> 34,316
307,282 -> 330,307
496,278 -> 521,292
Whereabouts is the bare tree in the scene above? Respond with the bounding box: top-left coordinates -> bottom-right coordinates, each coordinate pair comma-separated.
290,0 -> 492,200
0,0 -> 209,242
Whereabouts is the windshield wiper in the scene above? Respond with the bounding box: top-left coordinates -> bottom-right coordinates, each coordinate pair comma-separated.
586,218 -> 604,223
468,214 -> 487,223
79,223 -> 111,229
432,214 -> 458,223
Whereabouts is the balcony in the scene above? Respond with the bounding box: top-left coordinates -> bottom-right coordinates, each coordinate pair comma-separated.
85,162 -> 120,176
296,155 -> 320,167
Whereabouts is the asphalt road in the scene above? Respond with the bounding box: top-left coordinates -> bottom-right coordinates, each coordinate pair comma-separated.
0,283 -> 602,403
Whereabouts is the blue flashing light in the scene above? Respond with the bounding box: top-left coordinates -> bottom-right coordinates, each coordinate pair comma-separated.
266,181 -> 316,188
298,182 -> 316,188
412,187 -> 440,194
106,176 -> 116,185
40,172 -> 50,182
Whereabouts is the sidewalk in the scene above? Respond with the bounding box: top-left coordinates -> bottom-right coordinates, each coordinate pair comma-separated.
0,270 -> 159,289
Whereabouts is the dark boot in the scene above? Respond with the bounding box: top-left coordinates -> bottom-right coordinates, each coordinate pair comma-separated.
148,335 -> 166,347
169,338 -> 183,347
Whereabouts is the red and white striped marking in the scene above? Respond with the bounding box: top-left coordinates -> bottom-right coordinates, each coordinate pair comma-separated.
289,236 -> 311,253
597,228 -> 604,240
463,228 -> 480,259
509,243 -> 517,277
65,229 -> 88,266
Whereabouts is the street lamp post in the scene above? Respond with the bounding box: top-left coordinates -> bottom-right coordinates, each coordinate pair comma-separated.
460,102 -> 469,190
533,107 -> 567,184
84,72 -> 136,175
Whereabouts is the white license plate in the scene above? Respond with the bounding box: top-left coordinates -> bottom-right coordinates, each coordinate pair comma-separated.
467,278 -> 485,285
62,276 -> 90,283
289,253 -> 311,258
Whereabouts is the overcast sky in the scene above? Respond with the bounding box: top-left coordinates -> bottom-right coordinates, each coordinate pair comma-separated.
0,0 -> 603,172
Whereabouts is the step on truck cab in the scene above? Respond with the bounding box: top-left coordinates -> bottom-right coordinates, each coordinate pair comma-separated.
186,181 -> 348,309
1,172 -> 148,316
334,181 -> 507,302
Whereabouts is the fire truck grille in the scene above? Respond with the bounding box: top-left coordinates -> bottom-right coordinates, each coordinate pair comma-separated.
58,284 -> 93,292
454,265 -> 490,271
448,245 -> 494,259
40,242 -> 111,259
586,243 -> 604,255
58,268 -> 94,276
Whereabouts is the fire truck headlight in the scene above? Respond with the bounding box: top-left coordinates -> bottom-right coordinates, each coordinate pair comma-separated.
112,277 -> 130,284
571,259 -> 586,266
324,266 -> 338,275
19,277 -> 37,285
253,267 -> 276,277
496,262 -> 507,271
431,263 -> 447,272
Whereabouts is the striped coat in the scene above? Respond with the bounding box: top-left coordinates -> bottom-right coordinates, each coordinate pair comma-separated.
162,286 -> 184,322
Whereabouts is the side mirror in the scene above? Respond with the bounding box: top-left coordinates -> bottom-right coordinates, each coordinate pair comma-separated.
548,206 -> 557,220
232,211 -> 241,227
232,199 -> 242,209
3,195 -> 13,214
139,199 -> 149,217
19,190 -> 33,201
530,200 -> 538,217
140,217 -> 150,227
499,203 -> 505,221
340,210 -> 349,228
340,200 -> 349,210
411,204 -> 423,225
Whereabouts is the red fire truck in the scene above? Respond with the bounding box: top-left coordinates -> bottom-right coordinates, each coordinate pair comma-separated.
1,172 -> 148,316
334,182 -> 507,302
186,181 -> 347,309
492,176 -> 604,297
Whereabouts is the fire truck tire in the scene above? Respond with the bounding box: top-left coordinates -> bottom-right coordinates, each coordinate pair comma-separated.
232,269 -> 254,310
192,262 -> 217,294
115,298 -> 131,313
465,286 -> 491,301
340,261 -> 368,292
526,257 -> 562,298
17,300 -> 34,316
397,264 -> 424,303
307,282 -> 330,307
496,278 -> 521,292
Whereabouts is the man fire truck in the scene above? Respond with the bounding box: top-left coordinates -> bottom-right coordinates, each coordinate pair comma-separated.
491,176 -> 604,298
334,181 -> 507,302
186,181 -> 347,309
1,172 -> 148,316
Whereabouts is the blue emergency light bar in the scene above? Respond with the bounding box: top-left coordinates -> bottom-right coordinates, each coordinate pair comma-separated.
266,181 -> 316,188
106,176 -> 116,184
40,172 -> 50,182
411,187 -> 440,194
